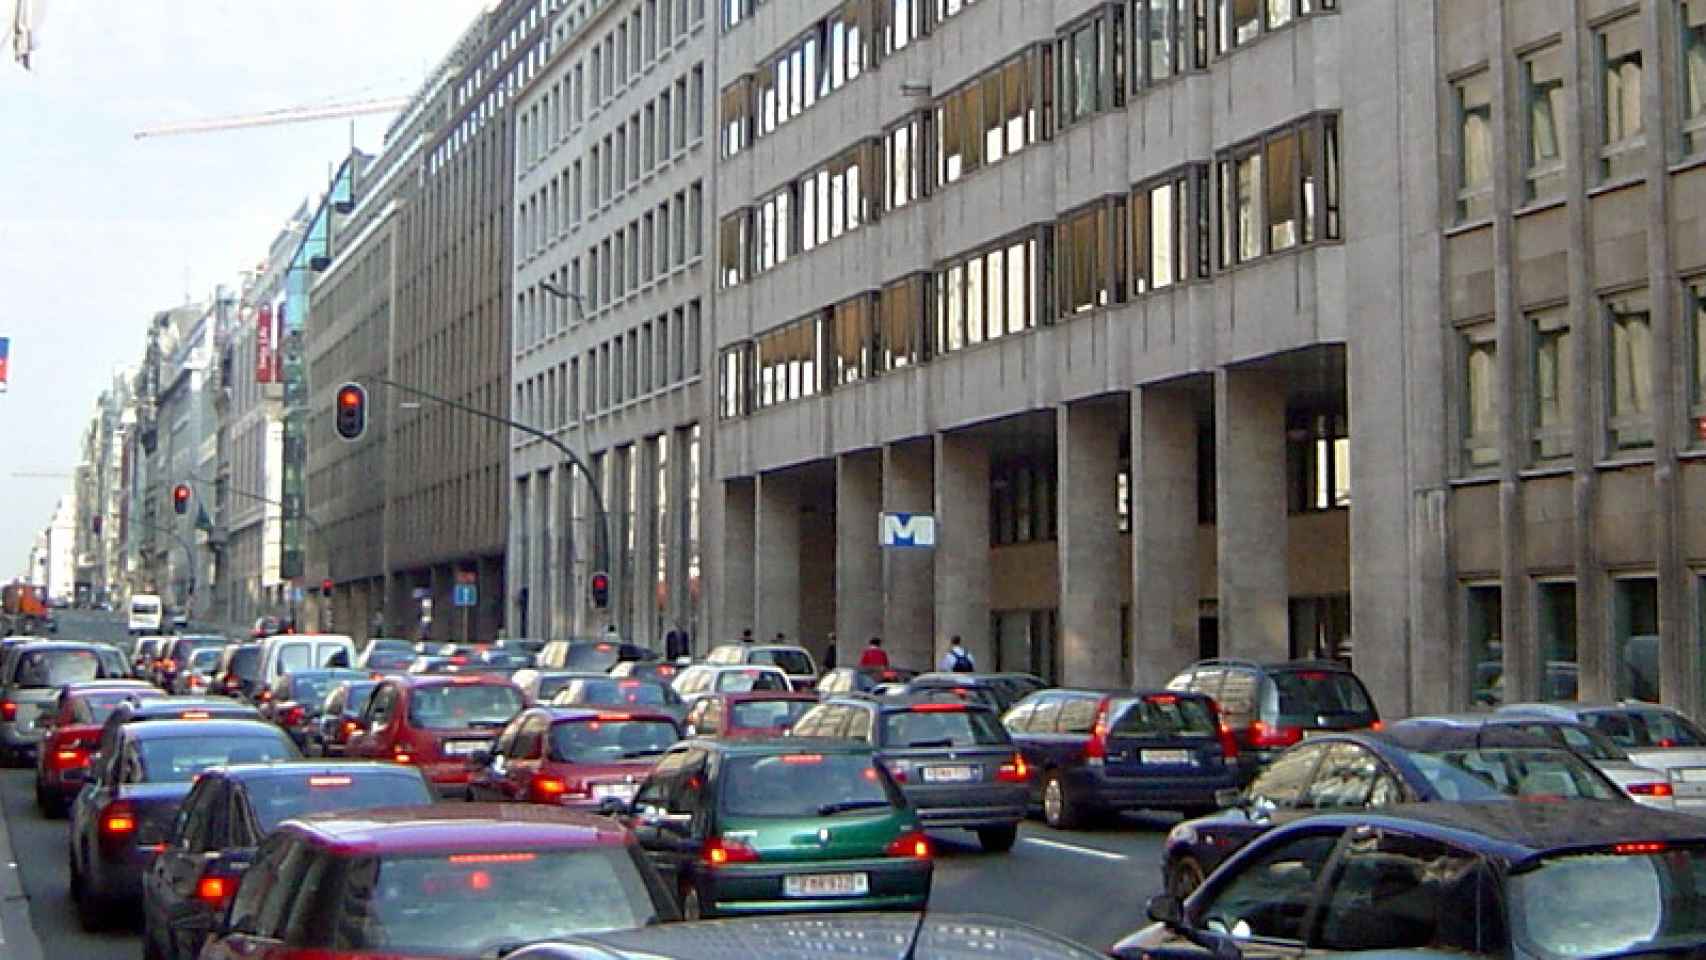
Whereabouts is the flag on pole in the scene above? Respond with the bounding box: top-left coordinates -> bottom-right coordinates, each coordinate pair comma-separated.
0,337 -> 10,392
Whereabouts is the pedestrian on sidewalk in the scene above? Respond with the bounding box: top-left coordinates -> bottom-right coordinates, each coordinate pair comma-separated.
858,636 -> 890,669
938,636 -> 975,673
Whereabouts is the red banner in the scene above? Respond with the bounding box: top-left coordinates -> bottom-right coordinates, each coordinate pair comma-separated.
255,304 -> 274,383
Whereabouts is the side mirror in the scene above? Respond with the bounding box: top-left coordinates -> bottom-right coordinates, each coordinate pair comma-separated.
1148,894 -> 1184,928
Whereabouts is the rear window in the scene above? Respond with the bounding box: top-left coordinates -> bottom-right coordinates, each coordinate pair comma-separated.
322,848 -> 664,954
536,675 -> 581,700
136,735 -> 294,781
549,719 -> 679,762
1410,749 -> 1620,802
729,699 -> 813,730
245,772 -> 434,831
11,649 -> 100,688
276,642 -> 313,675
1590,710 -> 1706,749
228,647 -> 262,680
1109,696 -> 1218,737
132,599 -> 160,614
564,643 -> 623,672
721,752 -> 897,818
406,683 -> 522,730
177,636 -> 227,654
882,707 -> 1009,748
567,680 -> 677,707
364,650 -> 415,670
74,690 -> 161,724
188,648 -> 223,670
714,669 -> 788,693
749,649 -> 814,675
1269,670 -> 1374,724
291,674 -> 353,706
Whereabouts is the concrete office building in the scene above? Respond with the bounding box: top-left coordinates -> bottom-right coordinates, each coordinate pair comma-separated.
509,0 -> 712,646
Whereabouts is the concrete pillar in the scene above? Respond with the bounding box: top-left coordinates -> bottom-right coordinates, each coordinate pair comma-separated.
717,479 -> 756,645
1057,400 -> 1124,687
755,471 -> 802,646
1215,368 -> 1289,662
883,441 -> 935,671
1132,384 -> 1201,685
634,442 -> 659,650
935,432 -> 992,669
836,451 -> 883,667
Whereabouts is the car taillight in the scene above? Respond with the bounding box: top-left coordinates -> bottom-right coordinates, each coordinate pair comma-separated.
393,747 -> 415,764
160,659 -> 176,672
1615,841 -> 1668,855
703,835 -> 760,866
342,720 -> 359,737
196,873 -> 236,908
1084,699 -> 1111,765
1628,782 -> 1675,798
1249,721 -> 1303,749
280,706 -> 306,727
1369,720 -> 1384,732
50,746 -> 88,770
532,775 -> 588,801
0,701 -> 15,722
100,801 -> 136,838
1217,722 -> 1241,761
256,689 -> 272,703
996,754 -> 1029,784
885,830 -> 932,859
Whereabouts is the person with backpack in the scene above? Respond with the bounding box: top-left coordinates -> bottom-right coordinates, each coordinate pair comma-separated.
938,636 -> 976,673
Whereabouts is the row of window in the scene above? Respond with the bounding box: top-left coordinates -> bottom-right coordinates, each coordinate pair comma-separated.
723,0 -> 978,38
515,298 -> 706,435
720,2 -> 869,158
1459,280 -> 1706,471
429,4 -> 551,175
1454,4 -> 1706,222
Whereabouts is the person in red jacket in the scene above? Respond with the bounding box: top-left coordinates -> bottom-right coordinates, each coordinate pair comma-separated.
857,636 -> 890,669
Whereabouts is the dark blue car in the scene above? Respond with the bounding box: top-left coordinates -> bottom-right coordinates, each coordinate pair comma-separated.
1159,723 -> 1626,897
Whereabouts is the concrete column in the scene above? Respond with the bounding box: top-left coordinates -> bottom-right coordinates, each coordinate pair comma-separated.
883,441 -> 935,671
935,432 -> 992,669
755,471 -> 802,646
634,442 -> 659,650
1058,400 -> 1125,687
1215,368 -> 1289,662
1132,384 -> 1201,685
836,451 -> 883,666
717,478 -> 756,645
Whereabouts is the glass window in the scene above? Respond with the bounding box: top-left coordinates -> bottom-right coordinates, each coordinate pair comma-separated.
1300,743 -> 1383,809
1606,292 -> 1653,452
1236,150 -> 1262,262
1195,831 -> 1340,943
833,295 -> 872,385
1522,45 -> 1566,201
1599,17 -> 1645,180
1245,742 -> 1326,809
1456,72 -> 1493,221
1264,130 -> 1298,251
878,275 -> 923,369
1318,832 -> 1496,955
721,77 -> 752,157
1462,322 -> 1498,471
1684,1 -> 1706,154
1531,308 -> 1573,462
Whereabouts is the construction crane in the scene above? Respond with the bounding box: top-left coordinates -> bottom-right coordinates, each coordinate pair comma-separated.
134,96 -> 411,140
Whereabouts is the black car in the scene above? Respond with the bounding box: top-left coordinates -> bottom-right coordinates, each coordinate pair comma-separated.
261,669 -> 372,748
156,634 -> 229,692
903,673 -> 1043,714
1158,723 -> 1627,897
213,642 -> 264,702
1122,801 -> 1706,960
537,639 -> 659,673
306,679 -> 379,757
1004,688 -> 1240,828
790,695 -> 1028,851
68,719 -> 297,930
141,761 -> 434,960
1165,658 -> 1379,778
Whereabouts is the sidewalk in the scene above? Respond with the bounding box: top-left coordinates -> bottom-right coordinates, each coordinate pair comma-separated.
0,798 -> 43,960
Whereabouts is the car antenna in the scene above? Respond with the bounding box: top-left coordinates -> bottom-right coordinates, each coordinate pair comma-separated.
899,907 -> 930,960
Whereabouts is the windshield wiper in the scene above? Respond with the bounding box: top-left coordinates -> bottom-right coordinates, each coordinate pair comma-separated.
905,738 -> 956,748
622,748 -> 666,758
817,800 -> 893,815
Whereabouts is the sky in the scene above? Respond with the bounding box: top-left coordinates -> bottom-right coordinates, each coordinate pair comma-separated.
0,0 -> 494,574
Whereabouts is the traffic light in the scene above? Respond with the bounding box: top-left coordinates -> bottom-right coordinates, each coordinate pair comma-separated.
321,579 -> 334,596
335,382 -> 367,441
171,484 -> 191,516
589,571 -> 611,609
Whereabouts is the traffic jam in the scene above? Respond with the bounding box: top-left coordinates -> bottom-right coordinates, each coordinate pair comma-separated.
4,628 -> 1706,960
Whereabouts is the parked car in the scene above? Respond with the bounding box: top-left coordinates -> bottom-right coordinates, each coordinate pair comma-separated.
261,668 -> 372,749
1121,801 -> 1706,960
33,680 -> 162,816
468,706 -> 681,808
672,665 -> 793,710
0,640 -> 112,765
306,679 -> 379,757
141,761 -> 434,960
155,634 -> 226,691
551,676 -> 688,721
345,674 -> 526,798
171,646 -> 225,694
1158,723 -> 1627,898
904,672 -> 1045,714
791,695 -> 1028,851
1004,688 -> 1241,828
537,639 -> 658,672
197,805 -> 678,959
68,719 -> 297,930
683,692 -> 819,739
212,642 -> 265,702
1165,658 -> 1380,778
1498,701 -> 1706,813
512,668 -> 605,704
1395,713 -> 1676,808
817,666 -> 920,696
704,644 -> 820,690
621,738 -> 932,918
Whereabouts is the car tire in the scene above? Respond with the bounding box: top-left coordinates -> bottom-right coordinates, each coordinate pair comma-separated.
1168,856 -> 1208,899
75,861 -> 108,933
977,824 -> 1018,852
682,886 -> 705,920
35,782 -> 62,818
1041,772 -> 1087,831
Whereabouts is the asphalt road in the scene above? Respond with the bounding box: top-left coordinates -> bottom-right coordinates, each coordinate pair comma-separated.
2,611 -> 1172,958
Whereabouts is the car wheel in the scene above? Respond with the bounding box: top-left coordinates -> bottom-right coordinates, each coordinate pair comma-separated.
75,865 -> 107,932
1168,856 -> 1208,899
977,824 -> 1018,853
682,886 -> 704,920
1041,772 -> 1085,830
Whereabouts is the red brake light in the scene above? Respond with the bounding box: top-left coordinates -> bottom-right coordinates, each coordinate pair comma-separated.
1249,721 -> 1304,748
1218,721 -> 1241,760
1615,841 -> 1667,855
533,776 -> 569,798
308,775 -> 352,788
619,680 -> 641,688
179,711 -> 212,720
0,701 -> 15,722
449,852 -> 536,864
910,703 -> 966,713
597,713 -> 633,721
450,656 -> 469,665
281,706 -> 306,726
885,830 -> 932,859
51,747 -> 88,769
1370,720 -> 1385,732
160,659 -> 176,672
1660,738 -> 1677,748
1627,782 -> 1675,798
195,875 -> 233,907
781,753 -> 824,765
703,835 -> 760,866
996,754 -> 1029,783
1085,699 -> 1111,764
596,643 -> 613,652
342,720 -> 359,736
1146,694 -> 1178,706
1297,671 -> 1330,681
101,802 -> 136,836
393,749 -> 414,764
468,870 -> 493,891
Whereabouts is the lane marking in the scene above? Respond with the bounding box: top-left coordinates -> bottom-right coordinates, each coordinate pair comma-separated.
1022,837 -> 1130,861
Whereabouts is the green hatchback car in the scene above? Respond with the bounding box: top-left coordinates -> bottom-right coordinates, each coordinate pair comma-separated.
622,738 -> 933,918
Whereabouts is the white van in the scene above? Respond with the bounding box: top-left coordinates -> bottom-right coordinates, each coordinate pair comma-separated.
128,594 -> 163,635
256,633 -> 357,698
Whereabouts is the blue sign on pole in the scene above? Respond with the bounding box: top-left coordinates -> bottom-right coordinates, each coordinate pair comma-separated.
453,583 -> 478,608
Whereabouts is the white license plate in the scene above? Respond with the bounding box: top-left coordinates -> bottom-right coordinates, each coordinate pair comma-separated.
1676,768 -> 1706,783
1141,749 -> 1193,765
783,872 -> 869,897
921,765 -> 977,783
442,739 -> 491,756
592,783 -> 637,801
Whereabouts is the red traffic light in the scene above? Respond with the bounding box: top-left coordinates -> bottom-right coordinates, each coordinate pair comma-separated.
321,579 -> 334,595
589,572 -> 611,609
335,382 -> 368,441
172,484 -> 191,516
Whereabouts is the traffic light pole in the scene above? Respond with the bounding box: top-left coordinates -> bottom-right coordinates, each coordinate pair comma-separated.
135,520 -> 198,606
188,475 -> 331,630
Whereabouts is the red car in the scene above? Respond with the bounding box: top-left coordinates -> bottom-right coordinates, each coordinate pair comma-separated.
345,674 -> 525,799
33,680 -> 161,816
198,804 -> 678,959
467,706 -> 681,809
682,691 -> 819,739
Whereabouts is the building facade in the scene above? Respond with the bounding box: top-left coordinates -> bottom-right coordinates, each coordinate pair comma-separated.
509,0 -> 712,647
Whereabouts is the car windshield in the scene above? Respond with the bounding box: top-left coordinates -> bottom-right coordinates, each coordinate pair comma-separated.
1110,696 -> 1218,737
882,708 -> 1009,748
722,753 -> 896,817
187,648 -> 223,670
325,848 -> 663,955
245,772 -> 434,831
12,649 -> 101,688
714,669 -> 788,693
1594,711 -> 1706,749
550,718 -> 680,762
1268,671 -> 1374,724
228,647 -> 262,680
1509,846 -> 1706,960
136,735 -> 294,781
1410,749 -> 1620,802
729,699 -> 813,730
407,683 -> 523,729
749,649 -> 814,675
567,680 -> 678,707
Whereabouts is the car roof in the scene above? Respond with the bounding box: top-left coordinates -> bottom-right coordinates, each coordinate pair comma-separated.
10,640 -> 102,652
1503,701 -> 1682,715
1377,719 -> 1562,752
539,706 -> 680,723
123,718 -> 287,741
284,802 -> 628,855
1288,801 -> 1706,865
682,736 -> 874,757
207,761 -> 423,783
388,672 -> 519,688
284,668 -> 369,680
121,696 -> 253,715
63,680 -> 157,694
